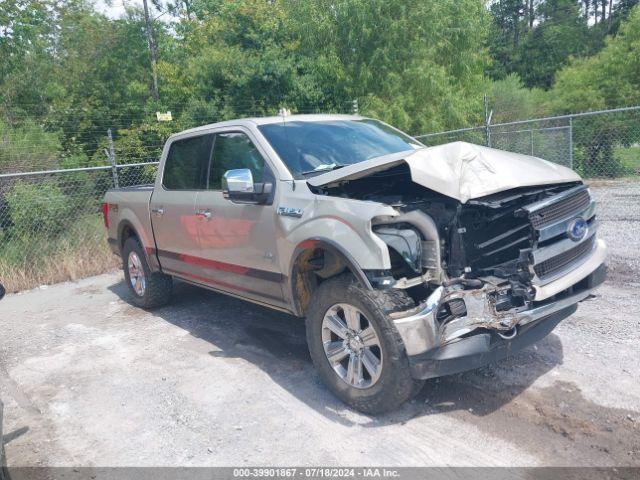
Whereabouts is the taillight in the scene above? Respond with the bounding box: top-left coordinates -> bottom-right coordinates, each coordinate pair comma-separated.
102,203 -> 110,229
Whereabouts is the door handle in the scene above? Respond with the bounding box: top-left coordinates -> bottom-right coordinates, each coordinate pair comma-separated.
195,209 -> 212,219
151,207 -> 165,216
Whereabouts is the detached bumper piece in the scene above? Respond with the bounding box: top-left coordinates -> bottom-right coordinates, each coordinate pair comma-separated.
393,263 -> 606,380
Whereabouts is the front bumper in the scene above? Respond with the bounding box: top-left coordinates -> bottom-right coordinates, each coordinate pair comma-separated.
392,259 -> 606,380
408,303 -> 576,379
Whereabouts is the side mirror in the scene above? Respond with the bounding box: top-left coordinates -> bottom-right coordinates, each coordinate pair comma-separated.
222,168 -> 273,204
0,283 -> 5,301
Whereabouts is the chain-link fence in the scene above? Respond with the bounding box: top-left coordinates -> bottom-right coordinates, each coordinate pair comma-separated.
0,156 -> 159,291
417,105 -> 640,178
0,112 -> 164,290
1,103 -> 639,291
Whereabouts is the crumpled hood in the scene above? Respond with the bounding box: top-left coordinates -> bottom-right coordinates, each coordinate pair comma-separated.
307,141 -> 581,203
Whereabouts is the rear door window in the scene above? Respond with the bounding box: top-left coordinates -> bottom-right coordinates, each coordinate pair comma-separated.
162,134 -> 214,190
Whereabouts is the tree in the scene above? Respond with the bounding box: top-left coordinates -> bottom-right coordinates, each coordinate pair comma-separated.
610,0 -> 640,31
160,0 -> 331,122
487,1 -> 536,80
47,3 -> 167,157
288,0 -> 490,133
0,0 -> 56,113
142,0 -> 160,99
551,4 -> 640,111
549,5 -> 640,175
515,0 -> 590,88
488,74 -> 547,122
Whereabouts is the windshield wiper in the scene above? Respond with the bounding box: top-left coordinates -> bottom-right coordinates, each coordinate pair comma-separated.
300,164 -> 345,176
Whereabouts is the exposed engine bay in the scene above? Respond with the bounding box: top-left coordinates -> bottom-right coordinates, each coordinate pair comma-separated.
312,162 -> 602,350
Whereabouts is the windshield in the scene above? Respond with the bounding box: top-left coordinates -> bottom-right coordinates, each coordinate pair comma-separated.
258,119 -> 423,178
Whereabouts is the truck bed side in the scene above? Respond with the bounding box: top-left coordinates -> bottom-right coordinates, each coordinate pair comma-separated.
104,185 -> 156,259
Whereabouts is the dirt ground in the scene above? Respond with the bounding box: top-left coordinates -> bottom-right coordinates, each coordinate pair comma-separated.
0,181 -> 639,467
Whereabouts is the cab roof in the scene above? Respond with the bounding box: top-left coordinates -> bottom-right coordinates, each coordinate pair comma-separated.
172,113 -> 365,138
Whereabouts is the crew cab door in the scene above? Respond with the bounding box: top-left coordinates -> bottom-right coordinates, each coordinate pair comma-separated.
150,133 -> 213,278
195,129 -> 284,304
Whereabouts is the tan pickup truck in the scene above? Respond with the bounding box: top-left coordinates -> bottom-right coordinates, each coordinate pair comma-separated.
103,114 -> 607,413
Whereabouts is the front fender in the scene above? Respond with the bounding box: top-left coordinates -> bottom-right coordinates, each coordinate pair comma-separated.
280,193 -> 397,271
279,214 -> 392,279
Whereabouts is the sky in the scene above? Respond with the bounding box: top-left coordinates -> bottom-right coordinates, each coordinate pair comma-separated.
94,0 -> 146,19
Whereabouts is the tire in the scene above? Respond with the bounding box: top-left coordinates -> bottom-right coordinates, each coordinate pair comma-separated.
122,237 -> 173,309
306,274 -> 424,414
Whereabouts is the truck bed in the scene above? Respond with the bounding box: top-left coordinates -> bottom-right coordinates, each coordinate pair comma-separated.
104,185 -> 156,255
105,185 -> 154,210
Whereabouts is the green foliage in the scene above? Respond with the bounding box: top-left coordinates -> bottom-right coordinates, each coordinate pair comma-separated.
514,1 -> 590,89
289,0 -> 490,132
487,0 -> 638,90
110,122 -> 175,164
614,145 -> 640,175
163,0 -> 339,122
545,5 -> 640,176
488,74 -> 547,122
6,181 -> 73,238
0,0 -> 639,179
0,120 -> 62,173
0,0 -> 56,110
550,5 -> 640,112
7,0 -> 636,155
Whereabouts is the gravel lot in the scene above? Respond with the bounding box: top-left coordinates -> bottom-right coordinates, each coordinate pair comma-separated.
1,180 -> 639,468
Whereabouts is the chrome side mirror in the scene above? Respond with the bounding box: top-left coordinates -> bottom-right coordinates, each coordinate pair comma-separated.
222,168 -> 254,197
222,168 -> 273,204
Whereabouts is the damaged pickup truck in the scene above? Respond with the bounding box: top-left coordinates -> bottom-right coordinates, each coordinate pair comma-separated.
103,114 -> 606,413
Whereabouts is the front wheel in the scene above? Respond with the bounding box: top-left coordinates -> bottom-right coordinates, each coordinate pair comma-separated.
122,237 -> 173,309
306,275 -> 424,414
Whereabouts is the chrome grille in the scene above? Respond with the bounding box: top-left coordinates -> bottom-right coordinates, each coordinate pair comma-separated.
534,235 -> 596,279
529,189 -> 591,229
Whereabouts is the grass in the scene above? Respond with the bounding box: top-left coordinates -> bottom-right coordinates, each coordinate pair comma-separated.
614,145 -> 640,175
0,215 -> 120,293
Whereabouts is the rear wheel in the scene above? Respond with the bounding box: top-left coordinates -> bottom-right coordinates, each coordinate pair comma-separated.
306,275 -> 423,414
122,237 -> 173,309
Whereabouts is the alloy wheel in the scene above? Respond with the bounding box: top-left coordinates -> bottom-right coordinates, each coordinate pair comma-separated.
127,251 -> 147,297
321,303 -> 383,389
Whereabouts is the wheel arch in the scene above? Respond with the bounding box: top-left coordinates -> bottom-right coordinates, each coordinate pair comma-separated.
287,237 -> 374,317
118,219 -> 140,251
117,219 -> 160,271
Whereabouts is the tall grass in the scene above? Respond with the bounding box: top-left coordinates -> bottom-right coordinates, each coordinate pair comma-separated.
0,215 -> 120,292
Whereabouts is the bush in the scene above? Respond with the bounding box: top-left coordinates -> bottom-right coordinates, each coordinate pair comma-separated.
488,74 -> 548,123
6,181 -> 73,239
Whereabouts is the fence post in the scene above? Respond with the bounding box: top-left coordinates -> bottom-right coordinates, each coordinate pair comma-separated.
352,99 -> 359,115
107,129 -> 119,189
530,129 -> 534,156
484,94 -> 492,147
568,116 -> 574,169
